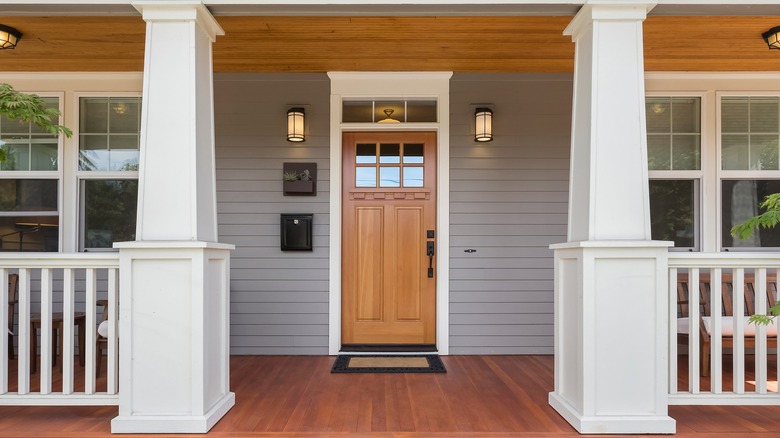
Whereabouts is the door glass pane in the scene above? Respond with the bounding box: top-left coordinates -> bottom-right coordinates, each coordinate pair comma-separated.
83,179 -> 138,249
355,167 -> 376,187
379,167 -> 400,187
379,144 -> 400,163
722,179 -> 780,248
0,179 -> 57,212
403,143 -> 424,163
649,179 -> 696,249
403,167 -> 424,187
356,144 -> 376,164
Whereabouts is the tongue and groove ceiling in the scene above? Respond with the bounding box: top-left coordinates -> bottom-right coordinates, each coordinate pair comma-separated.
0,15 -> 779,72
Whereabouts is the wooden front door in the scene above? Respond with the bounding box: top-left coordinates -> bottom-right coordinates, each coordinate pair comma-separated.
342,132 -> 437,345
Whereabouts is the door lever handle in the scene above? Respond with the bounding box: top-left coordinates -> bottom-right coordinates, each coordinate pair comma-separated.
426,241 -> 435,278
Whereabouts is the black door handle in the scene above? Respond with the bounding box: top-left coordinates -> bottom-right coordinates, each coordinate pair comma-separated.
427,241 -> 434,278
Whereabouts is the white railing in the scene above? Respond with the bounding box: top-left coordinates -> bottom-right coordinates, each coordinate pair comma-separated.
669,253 -> 780,405
0,253 -> 119,406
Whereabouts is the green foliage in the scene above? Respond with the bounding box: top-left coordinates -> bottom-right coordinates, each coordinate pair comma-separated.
730,193 -> 780,240
0,83 -> 72,138
300,169 -> 312,181
283,171 -> 300,182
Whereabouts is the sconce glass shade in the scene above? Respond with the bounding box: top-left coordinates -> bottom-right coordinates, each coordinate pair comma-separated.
763,27 -> 780,50
0,25 -> 22,50
474,108 -> 493,142
287,108 -> 305,142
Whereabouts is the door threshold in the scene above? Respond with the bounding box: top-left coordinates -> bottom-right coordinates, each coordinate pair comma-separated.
340,344 -> 437,353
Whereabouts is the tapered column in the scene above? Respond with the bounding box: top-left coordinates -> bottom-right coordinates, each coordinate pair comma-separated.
112,2 -> 234,433
549,2 -> 676,434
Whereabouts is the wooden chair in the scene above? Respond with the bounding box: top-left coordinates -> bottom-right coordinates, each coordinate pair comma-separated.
96,299 -> 109,377
7,273 -> 18,360
677,274 -> 778,377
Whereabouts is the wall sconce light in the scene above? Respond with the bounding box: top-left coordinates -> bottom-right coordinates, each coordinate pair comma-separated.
763,27 -> 780,50
474,108 -> 493,142
0,25 -> 22,50
287,108 -> 305,142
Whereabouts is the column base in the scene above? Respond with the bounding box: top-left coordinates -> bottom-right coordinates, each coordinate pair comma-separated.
111,392 -> 234,434
549,392 -> 675,434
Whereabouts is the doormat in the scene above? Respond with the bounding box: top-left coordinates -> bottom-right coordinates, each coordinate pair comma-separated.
331,354 -> 446,373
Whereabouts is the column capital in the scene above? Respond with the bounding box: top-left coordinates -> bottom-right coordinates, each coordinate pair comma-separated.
133,1 -> 224,42
565,1 -> 656,40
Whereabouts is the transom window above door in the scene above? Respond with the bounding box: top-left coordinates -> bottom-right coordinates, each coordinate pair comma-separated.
355,142 -> 425,188
342,100 -> 437,123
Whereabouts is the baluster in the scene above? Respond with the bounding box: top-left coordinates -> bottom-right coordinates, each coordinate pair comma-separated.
711,268 -> 722,393
39,268 -> 53,394
85,268 -> 97,394
734,268 -> 745,394
756,268 -> 768,394
669,267 -> 677,395
107,268 -> 118,394
62,268 -> 75,394
0,268 -> 7,395
689,268 -> 700,393
17,268 -> 30,394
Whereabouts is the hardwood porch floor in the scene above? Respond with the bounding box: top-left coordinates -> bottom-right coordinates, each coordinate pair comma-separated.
2,355 -> 780,437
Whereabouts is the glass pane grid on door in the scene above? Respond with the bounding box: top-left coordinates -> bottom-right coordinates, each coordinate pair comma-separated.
354,142 -> 425,188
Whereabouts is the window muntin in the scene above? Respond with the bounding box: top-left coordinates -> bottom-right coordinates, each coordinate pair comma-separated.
646,97 -> 701,171
721,96 -> 780,171
79,97 -> 141,171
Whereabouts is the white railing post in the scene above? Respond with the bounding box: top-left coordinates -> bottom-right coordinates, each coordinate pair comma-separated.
669,267 -> 678,395
689,268 -> 700,392
734,268 -> 745,394
40,268 -> 53,394
85,268 -> 97,395
17,268 -> 30,395
711,268 -> 723,394
755,268 -> 768,394
0,268 -> 7,395
107,268 -> 118,395
62,268 -> 75,395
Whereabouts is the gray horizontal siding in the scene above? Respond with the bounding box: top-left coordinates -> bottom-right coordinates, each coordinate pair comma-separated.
215,72 -> 330,355
449,73 -> 571,355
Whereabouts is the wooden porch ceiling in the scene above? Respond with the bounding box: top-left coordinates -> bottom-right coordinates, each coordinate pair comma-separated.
1,15 -> 779,73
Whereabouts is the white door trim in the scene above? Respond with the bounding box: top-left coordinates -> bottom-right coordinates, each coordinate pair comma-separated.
327,72 -> 452,355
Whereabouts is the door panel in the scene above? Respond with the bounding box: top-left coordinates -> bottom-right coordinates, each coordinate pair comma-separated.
342,132 -> 437,345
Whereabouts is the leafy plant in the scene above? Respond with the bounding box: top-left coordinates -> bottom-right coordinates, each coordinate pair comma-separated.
730,192 -> 780,325
299,169 -> 312,181
283,171 -> 299,182
0,83 -> 72,138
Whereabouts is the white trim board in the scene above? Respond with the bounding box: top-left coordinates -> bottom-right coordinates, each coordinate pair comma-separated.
328,72 -> 453,356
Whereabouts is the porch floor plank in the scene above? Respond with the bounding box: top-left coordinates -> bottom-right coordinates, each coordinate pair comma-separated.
2,355 -> 780,436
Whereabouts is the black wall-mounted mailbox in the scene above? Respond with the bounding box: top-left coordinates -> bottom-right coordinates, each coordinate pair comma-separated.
280,214 -> 313,251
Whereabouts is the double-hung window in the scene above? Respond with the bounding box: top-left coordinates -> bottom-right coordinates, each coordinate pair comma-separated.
0,96 -> 61,252
720,95 -> 780,250
77,96 -> 140,251
646,96 -> 702,251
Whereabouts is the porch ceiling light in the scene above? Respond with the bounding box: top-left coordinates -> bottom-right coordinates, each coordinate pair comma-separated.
474,107 -> 493,142
763,26 -> 780,50
0,25 -> 22,50
287,108 -> 305,142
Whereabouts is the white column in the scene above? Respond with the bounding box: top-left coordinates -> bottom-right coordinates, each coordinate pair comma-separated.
548,2 -> 676,434
111,2 -> 234,434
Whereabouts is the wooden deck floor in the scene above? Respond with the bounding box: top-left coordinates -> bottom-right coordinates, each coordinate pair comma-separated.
2,355 -> 780,437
